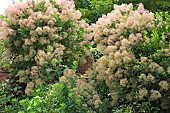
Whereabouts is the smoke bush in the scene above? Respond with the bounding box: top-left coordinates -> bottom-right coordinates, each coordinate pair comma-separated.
0,0 -> 88,96
71,3 -> 170,112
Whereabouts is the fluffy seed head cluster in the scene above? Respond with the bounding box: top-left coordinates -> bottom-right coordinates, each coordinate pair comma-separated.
159,80 -> 169,90
149,89 -> 162,101
138,88 -> 148,100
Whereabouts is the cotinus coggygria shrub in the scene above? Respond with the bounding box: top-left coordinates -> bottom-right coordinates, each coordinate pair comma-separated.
71,3 -> 170,112
0,0 -> 88,97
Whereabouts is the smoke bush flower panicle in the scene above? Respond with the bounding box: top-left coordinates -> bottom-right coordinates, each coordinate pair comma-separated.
128,33 -> 138,43
120,78 -> 128,87
4,6 -> 23,17
1,21 -> 9,28
24,39 -> 32,46
74,10 -> 82,20
167,67 -> 170,74
25,82 -> 34,96
149,89 -> 162,101
141,57 -> 148,64
114,3 -> 133,13
159,80 -> 169,90
59,76 -> 68,84
157,66 -> 164,73
35,27 -> 43,35
79,20 -> 88,28
146,73 -> 155,82
137,3 -> 145,14
43,26 -> 51,34
138,88 -> 148,100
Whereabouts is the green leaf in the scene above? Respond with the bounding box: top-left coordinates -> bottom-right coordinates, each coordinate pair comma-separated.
60,103 -> 66,107
7,18 -> 12,24
18,111 -> 25,113
37,107 -> 41,112
0,15 -> 5,19
73,60 -> 78,68
27,106 -> 31,110
36,89 -> 40,93
33,101 -> 37,106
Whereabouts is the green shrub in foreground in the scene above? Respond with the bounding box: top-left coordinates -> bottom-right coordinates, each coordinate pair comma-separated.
0,81 -> 21,113
19,82 -> 87,113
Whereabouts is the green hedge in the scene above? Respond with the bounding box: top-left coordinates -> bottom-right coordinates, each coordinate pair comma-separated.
115,0 -> 170,13
75,0 -> 114,24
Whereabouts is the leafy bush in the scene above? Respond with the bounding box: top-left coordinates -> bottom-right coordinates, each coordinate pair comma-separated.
0,38 -> 8,70
131,11 -> 170,58
19,82 -> 87,113
71,3 -> 170,112
0,81 -> 21,113
74,0 -> 114,24
74,0 -> 170,24
0,38 -> 4,59
0,0 -> 87,96
115,0 -> 170,13
0,81 -> 12,112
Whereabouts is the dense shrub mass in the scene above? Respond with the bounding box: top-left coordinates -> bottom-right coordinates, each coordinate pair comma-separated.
74,0 -> 114,24
19,82 -> 87,113
116,0 -> 170,13
0,0 -> 170,113
68,3 -> 169,112
0,0 -> 88,96
0,81 -> 13,112
74,0 -> 170,25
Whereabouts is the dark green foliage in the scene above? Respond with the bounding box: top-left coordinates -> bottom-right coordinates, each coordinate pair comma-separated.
131,12 -> 170,59
0,82 -> 12,112
0,82 -> 21,113
74,0 -> 114,24
115,0 -> 170,13
75,0 -> 170,25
